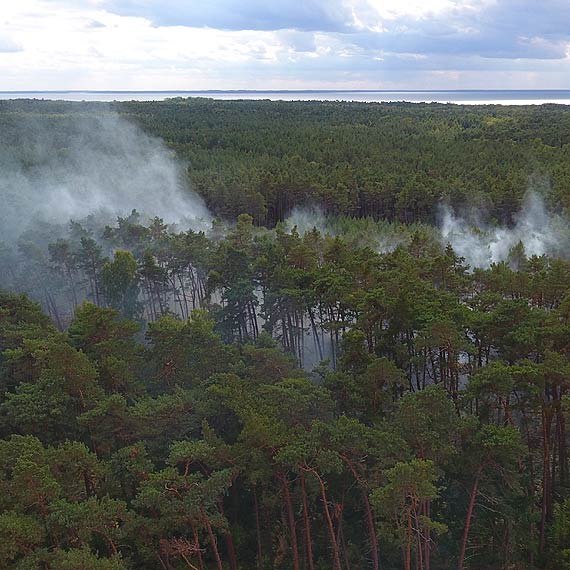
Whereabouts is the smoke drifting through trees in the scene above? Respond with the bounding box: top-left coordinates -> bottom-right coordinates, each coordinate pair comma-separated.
439,192 -> 569,269
2,103 -> 569,371
0,110 -> 211,244
284,205 -> 330,236
285,193 -> 570,271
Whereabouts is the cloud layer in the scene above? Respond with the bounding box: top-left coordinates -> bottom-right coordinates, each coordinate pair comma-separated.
0,0 -> 569,89
104,0 -> 353,32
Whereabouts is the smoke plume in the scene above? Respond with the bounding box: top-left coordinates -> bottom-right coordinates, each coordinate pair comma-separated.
0,110 -> 211,243
439,192 -> 567,269
284,205 -> 330,236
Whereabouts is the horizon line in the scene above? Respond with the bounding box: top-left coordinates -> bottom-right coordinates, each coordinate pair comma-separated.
2,88 -> 570,94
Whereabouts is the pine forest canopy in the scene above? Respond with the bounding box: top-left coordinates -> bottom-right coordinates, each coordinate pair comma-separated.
113,98 -> 570,225
2,97 -> 570,226
2,98 -> 570,569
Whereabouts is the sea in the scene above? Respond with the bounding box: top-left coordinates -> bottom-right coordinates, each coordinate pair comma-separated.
1,90 -> 570,105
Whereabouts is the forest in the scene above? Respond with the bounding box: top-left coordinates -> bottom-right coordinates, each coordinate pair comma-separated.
2,98 -> 570,569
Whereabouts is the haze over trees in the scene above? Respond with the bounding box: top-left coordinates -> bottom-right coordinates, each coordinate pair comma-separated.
2,98 -> 570,568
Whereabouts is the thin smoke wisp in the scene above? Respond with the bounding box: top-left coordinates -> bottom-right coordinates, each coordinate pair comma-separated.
284,205 -> 330,236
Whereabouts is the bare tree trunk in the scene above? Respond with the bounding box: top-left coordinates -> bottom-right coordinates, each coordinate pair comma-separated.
178,273 -> 189,319
201,508 -> 223,570
405,509 -> 412,570
154,551 -> 170,570
280,473 -> 300,570
341,454 -> 380,570
458,470 -> 480,570
307,468 -> 341,570
253,487 -> 263,570
363,489 -> 380,570
540,407 -> 553,553
190,521 -> 205,570
217,500 -> 238,570
424,500 -> 431,570
300,473 -> 315,570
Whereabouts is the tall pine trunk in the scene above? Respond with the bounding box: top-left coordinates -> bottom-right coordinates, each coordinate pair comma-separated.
540,406 -> 553,553
280,473 -> 300,570
201,507 -> 223,570
253,487 -> 263,569
300,473 -> 315,570
458,469 -> 480,570
308,468 -> 341,570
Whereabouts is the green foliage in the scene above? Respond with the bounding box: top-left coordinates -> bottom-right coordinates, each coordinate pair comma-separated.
549,499 -> 570,569
0,512 -> 44,568
3,99 -> 570,569
46,548 -> 127,570
68,303 -> 141,395
371,459 -> 447,564
146,310 -> 235,388
101,250 -> 141,320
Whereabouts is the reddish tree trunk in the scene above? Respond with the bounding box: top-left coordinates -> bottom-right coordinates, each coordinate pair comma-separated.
280,474 -> 300,570
300,473 -> 315,570
540,407 -> 553,553
217,500 -> 238,570
253,487 -> 263,570
309,468 -> 341,570
405,509 -> 412,570
201,508 -> 223,570
154,551 -> 170,570
226,532 -> 238,570
338,513 -> 351,570
363,489 -> 380,570
190,521 -> 205,570
458,470 -> 481,570
424,500 -> 431,570
559,406 -> 567,487
340,454 -> 380,570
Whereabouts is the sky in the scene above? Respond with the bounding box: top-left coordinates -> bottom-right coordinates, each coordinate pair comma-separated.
0,0 -> 569,90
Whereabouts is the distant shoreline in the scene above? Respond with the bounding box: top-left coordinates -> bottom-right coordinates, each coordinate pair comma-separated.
2,89 -> 570,93
1,89 -> 570,105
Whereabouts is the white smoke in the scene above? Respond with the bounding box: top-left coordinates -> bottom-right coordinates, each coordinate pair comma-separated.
283,207 -> 407,254
0,111 -> 211,243
376,235 -> 405,254
284,205 -> 330,235
439,192 -> 565,269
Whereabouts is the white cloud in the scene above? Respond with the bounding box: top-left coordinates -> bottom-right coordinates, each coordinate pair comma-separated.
0,34 -> 23,53
357,0 -> 456,23
0,0 -> 569,90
